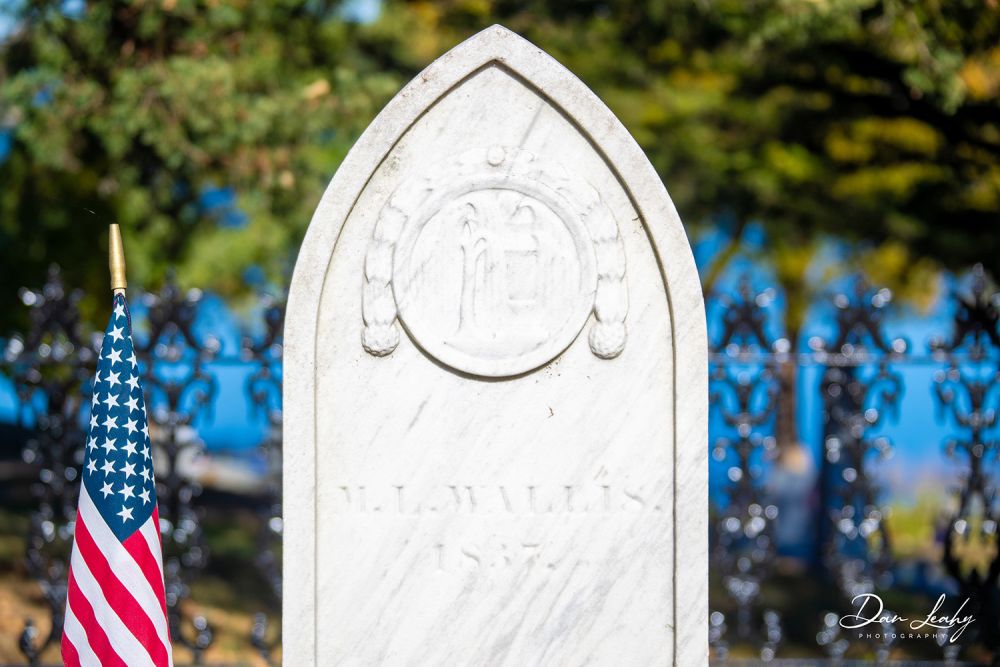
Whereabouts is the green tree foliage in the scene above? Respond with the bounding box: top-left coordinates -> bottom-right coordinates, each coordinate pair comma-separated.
1,1 -> 401,325
1,0 -> 998,329
369,0 -> 999,296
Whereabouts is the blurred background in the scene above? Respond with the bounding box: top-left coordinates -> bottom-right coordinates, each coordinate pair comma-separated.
1,0 -> 998,664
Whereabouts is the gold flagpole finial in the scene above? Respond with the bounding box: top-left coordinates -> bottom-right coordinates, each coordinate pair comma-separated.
109,224 -> 127,294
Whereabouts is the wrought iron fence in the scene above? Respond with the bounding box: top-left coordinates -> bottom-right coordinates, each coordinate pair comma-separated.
2,269 -> 283,665
1,264 -> 998,664
708,266 -> 1000,664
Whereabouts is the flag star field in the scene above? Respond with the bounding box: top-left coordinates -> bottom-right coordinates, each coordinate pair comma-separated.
83,297 -> 158,541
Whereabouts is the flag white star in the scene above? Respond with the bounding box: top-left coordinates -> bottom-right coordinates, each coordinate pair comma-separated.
114,301 -> 126,320
140,467 -> 150,482
107,347 -> 123,365
89,413 -> 100,430
125,395 -> 139,413
102,392 -> 119,409
91,392 -> 101,407
116,505 -> 134,522
102,414 -> 118,430
141,423 -> 149,439
124,417 -> 138,436
141,444 -> 151,460
119,483 -> 135,500
126,374 -> 140,392
100,459 -> 116,476
138,488 -> 151,505
105,370 -> 121,388
121,461 -> 137,479
122,439 -> 138,457
108,325 -> 124,343
100,481 -> 114,498
101,438 -> 116,455
86,459 -> 97,475
86,436 -> 98,452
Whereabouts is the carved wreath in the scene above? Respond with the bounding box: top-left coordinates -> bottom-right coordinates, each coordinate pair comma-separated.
362,145 -> 628,365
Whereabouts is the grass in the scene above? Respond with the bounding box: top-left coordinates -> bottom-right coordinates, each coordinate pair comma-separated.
0,503 -> 994,665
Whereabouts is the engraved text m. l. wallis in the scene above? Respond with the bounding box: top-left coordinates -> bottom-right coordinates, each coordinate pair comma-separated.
328,482 -> 669,515
362,145 -> 629,377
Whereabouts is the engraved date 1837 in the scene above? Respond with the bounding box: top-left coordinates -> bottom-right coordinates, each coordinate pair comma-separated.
433,541 -> 556,574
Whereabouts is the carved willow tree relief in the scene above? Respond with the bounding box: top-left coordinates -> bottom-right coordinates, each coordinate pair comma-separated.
362,145 -> 628,377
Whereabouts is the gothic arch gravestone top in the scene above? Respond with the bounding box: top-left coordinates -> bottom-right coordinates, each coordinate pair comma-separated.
284,25 -> 708,666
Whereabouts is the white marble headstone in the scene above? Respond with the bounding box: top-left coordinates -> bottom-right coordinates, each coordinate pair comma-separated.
284,25 -> 707,666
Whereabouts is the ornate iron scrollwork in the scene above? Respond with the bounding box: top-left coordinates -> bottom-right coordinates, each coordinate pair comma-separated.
813,278 -> 905,659
930,265 -> 1000,658
241,291 -> 285,665
5,267 -> 98,665
133,273 -> 220,663
708,277 -> 783,661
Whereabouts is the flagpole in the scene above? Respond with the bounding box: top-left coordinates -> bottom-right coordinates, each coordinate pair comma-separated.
109,223 -> 127,296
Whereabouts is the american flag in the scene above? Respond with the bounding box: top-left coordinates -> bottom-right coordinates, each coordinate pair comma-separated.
62,294 -> 172,666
